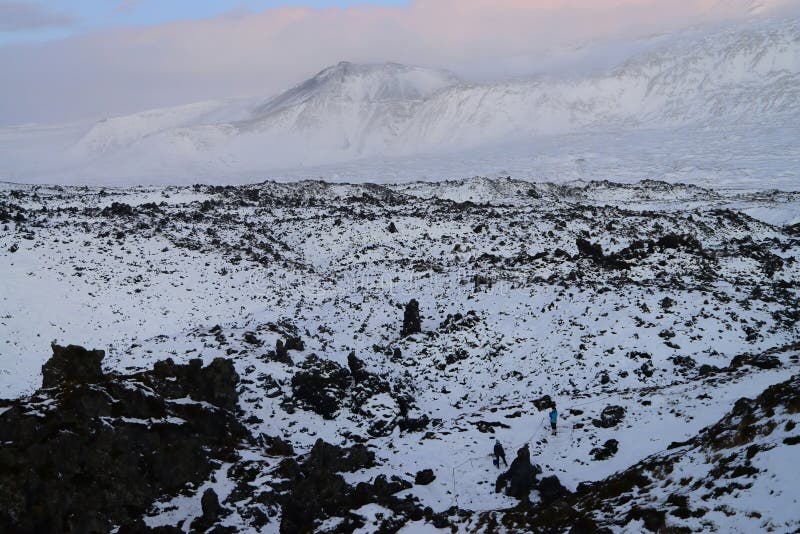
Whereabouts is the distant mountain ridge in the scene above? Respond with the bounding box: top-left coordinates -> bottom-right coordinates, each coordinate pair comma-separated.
1,14 -> 798,185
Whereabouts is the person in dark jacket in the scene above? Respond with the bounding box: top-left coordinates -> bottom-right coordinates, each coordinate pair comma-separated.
493,439 -> 508,468
549,405 -> 558,435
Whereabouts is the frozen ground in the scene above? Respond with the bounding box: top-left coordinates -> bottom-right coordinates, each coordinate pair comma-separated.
1,177 -> 799,532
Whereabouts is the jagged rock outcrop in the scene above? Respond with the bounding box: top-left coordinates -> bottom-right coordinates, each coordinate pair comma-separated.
729,352 -> 782,370
401,299 -> 422,337
274,339 -> 293,365
42,343 -> 105,388
495,445 -> 543,500
101,202 -> 135,217
575,238 -> 628,270
0,344 -> 247,533
151,356 -> 240,411
290,355 -> 351,419
189,488 -> 227,532
537,475 -> 570,506
275,439 -> 379,533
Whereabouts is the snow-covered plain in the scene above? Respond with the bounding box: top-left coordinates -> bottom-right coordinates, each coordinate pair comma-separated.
1,178 -> 798,531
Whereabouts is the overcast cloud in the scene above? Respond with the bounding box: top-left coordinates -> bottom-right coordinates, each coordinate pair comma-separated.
0,2 -> 76,32
0,0 -> 795,125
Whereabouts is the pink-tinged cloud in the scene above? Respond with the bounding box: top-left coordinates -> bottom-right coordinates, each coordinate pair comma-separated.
0,0 -> 795,125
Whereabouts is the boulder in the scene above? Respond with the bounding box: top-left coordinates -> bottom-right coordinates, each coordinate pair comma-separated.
101,202 -> 135,217
260,434 -> 295,456
397,414 -> 431,434
291,355 -> 350,419
532,395 -> 555,411
284,336 -> 305,352
575,238 -> 628,270
243,332 -> 262,345
372,474 -> 413,500
347,351 -> 370,383
305,438 -> 375,474
656,233 -> 703,252
730,353 -> 782,370
660,297 -> 676,310
415,469 -> 436,485
201,488 -> 222,520
593,405 -> 626,428
189,487 -> 226,531
495,445 -> 542,500
200,357 -> 240,410
273,339 -> 293,365
42,343 -> 105,388
590,439 -> 619,461
401,299 -> 422,337
625,506 -> 666,532
537,475 -> 570,505
576,238 -> 603,260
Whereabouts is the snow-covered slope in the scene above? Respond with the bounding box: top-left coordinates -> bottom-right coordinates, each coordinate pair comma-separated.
1,178 -> 799,531
0,15 -> 798,185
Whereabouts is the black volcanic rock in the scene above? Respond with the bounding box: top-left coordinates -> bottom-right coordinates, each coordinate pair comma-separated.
625,506 -> 666,532
151,356 -> 240,411
291,355 -> 350,419
532,394 -> 555,411
576,238 -> 604,260
101,201 -> 135,217
284,336 -> 305,352
593,405 -> 626,428
189,488 -> 226,531
42,343 -> 105,388
576,238 -> 629,270
590,439 -> 620,461
0,344 -> 247,533
537,475 -> 571,505
277,438 -> 376,533
401,299 -> 422,337
347,350 -> 370,382
496,445 -> 542,500
274,339 -> 294,365
730,352 -> 782,370
415,469 -> 436,485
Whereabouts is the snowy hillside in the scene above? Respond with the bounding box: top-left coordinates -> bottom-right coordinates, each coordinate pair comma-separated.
0,15 -> 798,185
1,178 -> 799,532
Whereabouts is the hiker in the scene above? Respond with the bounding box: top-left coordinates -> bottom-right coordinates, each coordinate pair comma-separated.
493,439 -> 508,468
549,405 -> 558,435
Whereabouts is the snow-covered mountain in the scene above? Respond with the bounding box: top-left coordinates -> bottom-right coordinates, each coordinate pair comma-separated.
1,15 -> 798,185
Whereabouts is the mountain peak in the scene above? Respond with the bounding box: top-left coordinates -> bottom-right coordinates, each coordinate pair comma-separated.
253,61 -> 462,116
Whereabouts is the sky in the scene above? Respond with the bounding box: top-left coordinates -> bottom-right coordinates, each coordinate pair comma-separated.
0,0 -> 796,125
0,1 -> 409,44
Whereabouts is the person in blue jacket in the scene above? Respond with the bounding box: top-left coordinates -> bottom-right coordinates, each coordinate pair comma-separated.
549,405 -> 558,435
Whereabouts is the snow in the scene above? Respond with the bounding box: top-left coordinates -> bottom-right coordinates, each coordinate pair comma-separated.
0,16 -> 798,187
145,462 -> 237,531
0,8 -> 798,531
1,176 -> 798,531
